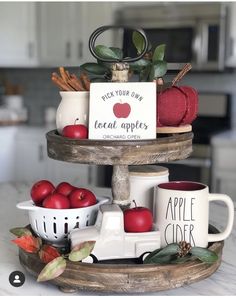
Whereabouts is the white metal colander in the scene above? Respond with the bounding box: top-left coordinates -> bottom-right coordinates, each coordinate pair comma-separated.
17,196 -> 110,246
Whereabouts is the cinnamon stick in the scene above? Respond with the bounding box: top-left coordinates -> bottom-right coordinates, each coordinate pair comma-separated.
80,72 -> 90,91
70,74 -> 86,91
51,72 -> 74,91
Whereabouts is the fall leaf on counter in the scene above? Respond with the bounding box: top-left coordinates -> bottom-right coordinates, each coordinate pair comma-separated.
39,245 -> 61,264
69,241 -> 96,262
10,227 -> 32,237
11,235 -> 41,253
37,256 -> 66,282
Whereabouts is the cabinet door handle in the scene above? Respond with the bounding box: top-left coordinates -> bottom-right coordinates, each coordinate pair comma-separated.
39,145 -> 44,161
28,42 -> 34,58
229,37 -> 234,57
78,41 -> 83,59
66,41 -> 71,59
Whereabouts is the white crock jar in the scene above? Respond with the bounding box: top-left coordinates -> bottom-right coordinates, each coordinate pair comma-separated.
129,165 -> 169,213
56,91 -> 89,134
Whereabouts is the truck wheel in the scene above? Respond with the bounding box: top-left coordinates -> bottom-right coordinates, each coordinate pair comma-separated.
81,254 -> 98,264
138,252 -> 151,263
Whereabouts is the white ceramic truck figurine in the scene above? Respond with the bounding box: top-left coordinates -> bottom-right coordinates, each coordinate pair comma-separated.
70,203 -> 160,262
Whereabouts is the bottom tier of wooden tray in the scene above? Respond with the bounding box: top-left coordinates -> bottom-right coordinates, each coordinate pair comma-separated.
18,225 -> 223,294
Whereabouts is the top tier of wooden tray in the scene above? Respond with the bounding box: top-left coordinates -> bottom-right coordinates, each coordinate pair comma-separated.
46,130 -> 193,165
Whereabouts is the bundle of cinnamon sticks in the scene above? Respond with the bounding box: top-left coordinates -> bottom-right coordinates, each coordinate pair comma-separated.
51,67 -> 90,91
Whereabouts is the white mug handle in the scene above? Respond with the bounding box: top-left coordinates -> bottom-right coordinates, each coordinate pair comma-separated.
208,193 -> 234,242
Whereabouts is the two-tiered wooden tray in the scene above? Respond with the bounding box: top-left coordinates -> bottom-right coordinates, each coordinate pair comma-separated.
18,130 -> 224,293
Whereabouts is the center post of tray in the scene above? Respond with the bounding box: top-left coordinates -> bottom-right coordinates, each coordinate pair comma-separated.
112,165 -> 130,208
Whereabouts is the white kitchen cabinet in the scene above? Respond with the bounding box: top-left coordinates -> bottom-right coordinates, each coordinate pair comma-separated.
37,2 -> 82,67
14,127 -> 94,186
0,2 -> 115,67
0,127 -> 18,182
226,3 -> 236,67
15,128 -> 47,182
211,130 -> 236,201
0,3 -> 38,67
38,2 -> 114,66
78,2 -> 115,64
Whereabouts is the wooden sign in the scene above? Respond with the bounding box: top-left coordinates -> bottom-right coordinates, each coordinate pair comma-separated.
89,82 -> 156,140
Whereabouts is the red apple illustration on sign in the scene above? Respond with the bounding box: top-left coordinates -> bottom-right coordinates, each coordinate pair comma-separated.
113,101 -> 131,118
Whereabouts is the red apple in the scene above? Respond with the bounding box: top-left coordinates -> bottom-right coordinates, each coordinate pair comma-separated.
113,102 -> 131,118
55,182 -> 75,197
42,193 -> 70,209
31,180 -> 55,205
62,118 -> 88,139
124,200 -> 153,233
69,188 -> 96,208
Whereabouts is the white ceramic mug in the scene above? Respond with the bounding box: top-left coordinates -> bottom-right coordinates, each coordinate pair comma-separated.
154,181 -> 234,248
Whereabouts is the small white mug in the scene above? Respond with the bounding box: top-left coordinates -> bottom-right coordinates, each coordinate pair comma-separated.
154,181 -> 234,248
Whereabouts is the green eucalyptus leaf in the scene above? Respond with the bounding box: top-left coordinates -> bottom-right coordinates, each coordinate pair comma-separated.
139,65 -> 152,82
95,45 -> 120,60
109,47 -> 123,60
10,227 -> 32,237
97,59 -> 112,70
149,60 -> 167,81
37,256 -> 66,282
170,255 -> 195,264
80,63 -> 107,75
69,241 -> 96,262
191,247 -> 218,263
132,31 -> 145,54
144,243 -> 179,264
143,248 -> 162,263
129,59 -> 151,72
152,44 -> 166,62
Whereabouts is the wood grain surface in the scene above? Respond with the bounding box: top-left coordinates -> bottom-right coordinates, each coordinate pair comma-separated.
19,225 -> 223,294
46,130 -> 193,165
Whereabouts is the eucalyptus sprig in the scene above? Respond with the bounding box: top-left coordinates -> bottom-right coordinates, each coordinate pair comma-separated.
131,31 -> 167,81
80,45 -> 124,82
10,226 -> 96,282
143,241 -> 218,265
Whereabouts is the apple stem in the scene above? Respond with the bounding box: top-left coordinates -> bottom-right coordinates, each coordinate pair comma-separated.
133,200 -> 137,208
74,118 -> 79,125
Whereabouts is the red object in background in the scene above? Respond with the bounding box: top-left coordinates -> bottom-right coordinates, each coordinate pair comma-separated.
180,86 -> 198,124
30,180 -> 55,205
113,102 -> 131,118
42,193 -> 70,209
157,86 -> 198,127
124,201 -> 153,233
55,182 -> 75,197
62,119 -> 88,139
69,188 -> 97,208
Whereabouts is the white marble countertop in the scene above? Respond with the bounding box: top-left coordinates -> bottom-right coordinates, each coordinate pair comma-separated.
1,182 -> 236,296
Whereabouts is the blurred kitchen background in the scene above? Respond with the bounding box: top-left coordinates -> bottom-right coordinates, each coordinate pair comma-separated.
1,1 -> 236,200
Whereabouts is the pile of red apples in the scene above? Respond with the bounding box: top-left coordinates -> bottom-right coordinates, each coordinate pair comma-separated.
30,180 -> 96,209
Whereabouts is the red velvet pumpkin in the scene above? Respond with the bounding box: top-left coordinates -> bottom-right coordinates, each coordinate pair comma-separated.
157,85 -> 198,127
